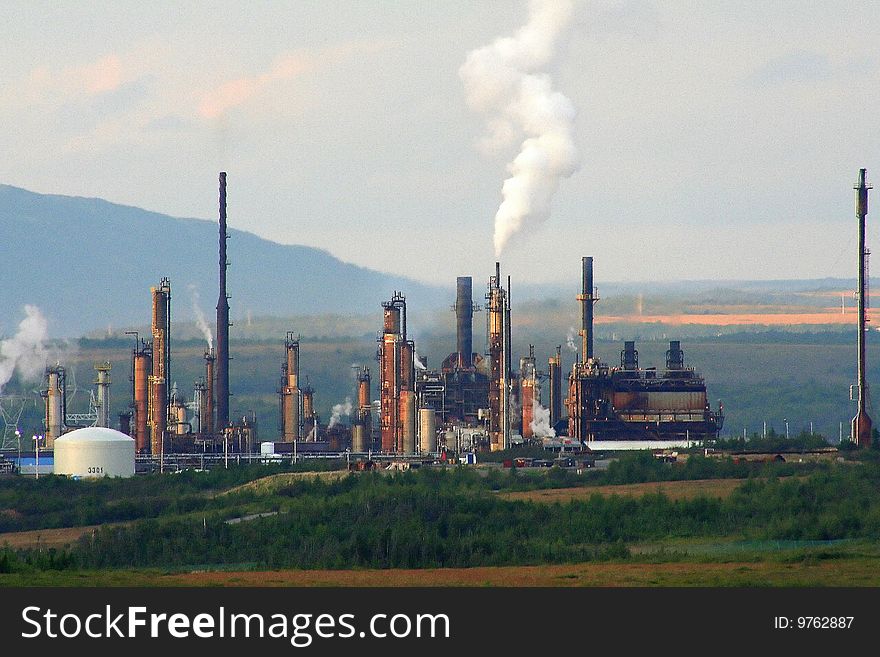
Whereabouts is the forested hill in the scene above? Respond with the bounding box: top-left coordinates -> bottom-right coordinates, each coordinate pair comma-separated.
0,184 -> 444,337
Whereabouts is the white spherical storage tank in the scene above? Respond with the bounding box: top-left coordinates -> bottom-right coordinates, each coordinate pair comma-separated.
54,427 -> 135,478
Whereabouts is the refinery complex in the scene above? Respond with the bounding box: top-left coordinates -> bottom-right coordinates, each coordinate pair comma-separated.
18,172 -> 735,477
10,168 -> 879,478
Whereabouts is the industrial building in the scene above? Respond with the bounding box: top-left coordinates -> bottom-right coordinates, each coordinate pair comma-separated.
565,257 -> 724,443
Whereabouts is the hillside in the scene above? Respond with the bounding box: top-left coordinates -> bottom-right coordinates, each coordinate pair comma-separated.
0,184 -> 444,337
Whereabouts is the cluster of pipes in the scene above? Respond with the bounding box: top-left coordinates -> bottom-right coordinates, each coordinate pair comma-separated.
123,172 -> 243,455
278,333 -> 320,442
41,362 -> 113,450
373,263 -> 562,455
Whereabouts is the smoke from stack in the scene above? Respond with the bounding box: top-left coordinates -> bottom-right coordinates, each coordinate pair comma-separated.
460,0 -> 580,257
328,397 -> 353,429
565,327 -> 578,353
529,398 -> 556,438
0,305 -> 50,394
188,284 -> 214,349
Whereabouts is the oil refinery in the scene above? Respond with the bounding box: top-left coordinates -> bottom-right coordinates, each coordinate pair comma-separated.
12,167 -> 880,477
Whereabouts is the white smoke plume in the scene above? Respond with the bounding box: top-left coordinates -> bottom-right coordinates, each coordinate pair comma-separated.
328,397 -> 353,429
529,398 -> 556,438
188,284 -> 213,349
414,349 -> 427,371
0,305 -> 50,394
460,0 -> 580,257
565,326 -> 578,353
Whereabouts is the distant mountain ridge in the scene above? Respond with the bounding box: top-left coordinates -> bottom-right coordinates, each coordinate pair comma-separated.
0,184 -> 445,337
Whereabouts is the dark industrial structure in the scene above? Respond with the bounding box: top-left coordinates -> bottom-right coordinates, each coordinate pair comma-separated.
215,172 -> 230,432
436,277 -> 489,426
853,168 -> 873,447
566,257 -> 723,442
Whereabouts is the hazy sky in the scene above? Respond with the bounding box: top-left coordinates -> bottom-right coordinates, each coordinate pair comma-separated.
3,0 -> 880,284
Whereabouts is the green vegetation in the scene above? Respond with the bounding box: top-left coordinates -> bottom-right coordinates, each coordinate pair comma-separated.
0,460 -> 342,533
2,453 -> 880,581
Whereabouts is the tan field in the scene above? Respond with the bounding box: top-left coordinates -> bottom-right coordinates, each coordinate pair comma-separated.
499,478 -> 745,503
0,525 -> 108,550
148,560 -> 880,587
595,310 -> 873,326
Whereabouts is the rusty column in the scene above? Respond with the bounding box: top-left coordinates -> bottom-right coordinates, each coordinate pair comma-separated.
203,348 -> 215,436
357,366 -> 372,448
520,345 -> 536,439
379,297 -> 402,452
149,278 -> 171,456
548,345 -> 562,427
133,342 -> 151,452
853,168 -> 873,447
281,333 -> 300,442
486,263 -> 507,451
216,172 -> 230,431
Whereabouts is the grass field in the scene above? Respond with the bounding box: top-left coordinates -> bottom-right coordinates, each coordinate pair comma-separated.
3,557 -> 880,587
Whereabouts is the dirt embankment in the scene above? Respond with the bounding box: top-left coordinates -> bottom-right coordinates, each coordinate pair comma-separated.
220,470 -> 354,496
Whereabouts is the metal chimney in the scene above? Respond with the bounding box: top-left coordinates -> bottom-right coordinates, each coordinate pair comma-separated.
455,277 -> 474,369
577,257 -> 596,362
216,172 -> 230,430
853,168 -> 873,447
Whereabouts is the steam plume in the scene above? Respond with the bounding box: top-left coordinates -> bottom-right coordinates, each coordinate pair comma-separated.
460,0 -> 579,257
0,305 -> 50,394
328,397 -> 353,429
529,398 -> 556,438
188,284 -> 214,349
565,327 -> 578,353
414,348 -> 427,371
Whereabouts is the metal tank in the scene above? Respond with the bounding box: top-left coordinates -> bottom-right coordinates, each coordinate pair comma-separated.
54,427 -> 135,478
419,407 -> 436,454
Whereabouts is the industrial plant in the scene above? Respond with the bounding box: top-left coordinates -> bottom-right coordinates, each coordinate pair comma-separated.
10,167 -> 880,478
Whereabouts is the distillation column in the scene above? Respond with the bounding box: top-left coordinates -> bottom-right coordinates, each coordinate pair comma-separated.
281,333 -> 300,442
95,362 -> 111,428
149,278 -> 171,456
486,262 -> 510,451
548,346 -> 562,428
353,367 -> 372,452
133,342 -> 151,452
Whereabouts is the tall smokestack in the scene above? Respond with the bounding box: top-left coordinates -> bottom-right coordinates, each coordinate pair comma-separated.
853,168 -> 873,447
577,256 -> 595,362
216,172 -> 230,430
455,277 -> 474,369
